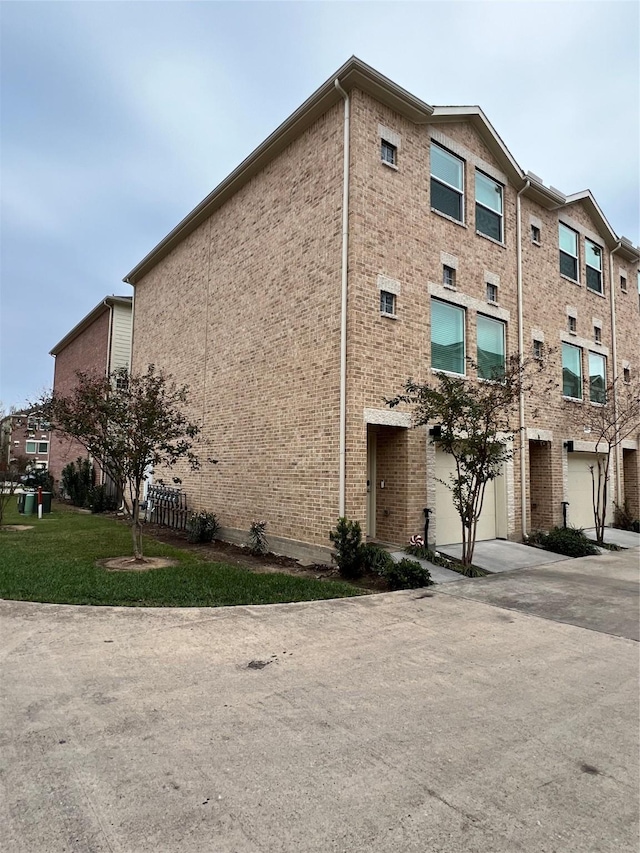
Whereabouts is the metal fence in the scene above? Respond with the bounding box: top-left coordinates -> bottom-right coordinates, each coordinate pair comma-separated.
146,484 -> 189,531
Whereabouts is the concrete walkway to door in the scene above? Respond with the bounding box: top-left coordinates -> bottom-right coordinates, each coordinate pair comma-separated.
438,539 -> 568,573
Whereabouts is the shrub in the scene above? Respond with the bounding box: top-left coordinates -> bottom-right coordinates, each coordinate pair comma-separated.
61,457 -> 95,507
613,500 -> 640,533
542,526 -> 599,558
384,558 -> 433,590
361,543 -> 396,575
248,520 -> 268,555
90,485 -> 118,514
187,511 -> 220,543
329,517 -> 364,579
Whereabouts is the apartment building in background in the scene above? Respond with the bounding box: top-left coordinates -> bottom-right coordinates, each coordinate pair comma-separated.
48,295 -> 132,492
0,411 -> 51,471
123,57 -> 639,561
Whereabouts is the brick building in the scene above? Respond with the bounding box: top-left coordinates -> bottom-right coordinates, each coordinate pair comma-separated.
124,58 -> 639,560
0,411 -> 51,471
48,295 -> 132,492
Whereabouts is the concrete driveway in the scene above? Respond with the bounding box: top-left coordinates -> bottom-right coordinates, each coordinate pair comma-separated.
1,548 -> 638,852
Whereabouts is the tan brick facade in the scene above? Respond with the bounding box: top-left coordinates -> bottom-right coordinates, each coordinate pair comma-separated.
127,59 -> 639,557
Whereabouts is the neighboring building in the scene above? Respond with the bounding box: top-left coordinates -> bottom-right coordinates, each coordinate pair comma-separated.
0,411 -> 51,470
124,57 -> 640,560
48,295 -> 132,492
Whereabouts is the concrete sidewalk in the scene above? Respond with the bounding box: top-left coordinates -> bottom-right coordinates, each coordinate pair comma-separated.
1,556 -> 638,852
438,539 -> 569,573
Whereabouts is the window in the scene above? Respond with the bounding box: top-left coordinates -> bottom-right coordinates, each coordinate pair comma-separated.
588,353 -> 606,404
533,339 -> 544,360
623,367 -> 631,383
443,265 -> 456,288
486,282 -> 498,303
559,223 -> 579,281
380,290 -> 396,316
562,343 -> 582,399
381,140 -> 397,167
594,326 -> 602,344
475,171 -> 503,241
430,143 -> 464,222
620,275 -> 627,293
25,441 -> 36,454
431,299 -> 465,374
38,442 -> 49,453
568,316 -> 577,334
585,239 -> 603,293
531,225 -> 541,244
477,315 -> 505,380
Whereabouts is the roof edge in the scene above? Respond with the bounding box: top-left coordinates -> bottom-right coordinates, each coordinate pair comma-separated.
49,295 -> 132,356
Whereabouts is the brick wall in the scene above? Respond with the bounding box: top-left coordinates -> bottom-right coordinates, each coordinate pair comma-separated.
49,309 -> 110,490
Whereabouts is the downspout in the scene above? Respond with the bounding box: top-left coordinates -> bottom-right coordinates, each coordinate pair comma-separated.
516,179 -> 530,539
335,79 -> 350,518
609,241 -> 622,506
104,299 -> 113,377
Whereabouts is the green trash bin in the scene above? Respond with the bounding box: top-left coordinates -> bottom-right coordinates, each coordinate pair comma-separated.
23,493 -> 36,516
41,492 -> 52,514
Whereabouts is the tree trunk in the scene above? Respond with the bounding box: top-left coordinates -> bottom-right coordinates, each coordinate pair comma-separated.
131,496 -> 144,561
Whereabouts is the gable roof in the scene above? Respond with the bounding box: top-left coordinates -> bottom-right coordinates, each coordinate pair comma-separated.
123,57 -> 638,285
49,296 -> 132,357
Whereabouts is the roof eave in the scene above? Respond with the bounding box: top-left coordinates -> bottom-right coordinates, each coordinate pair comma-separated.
123,57 -> 434,285
49,295 -> 132,356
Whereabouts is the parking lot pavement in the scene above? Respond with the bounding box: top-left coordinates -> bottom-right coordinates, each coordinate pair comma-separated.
1,557 -> 638,853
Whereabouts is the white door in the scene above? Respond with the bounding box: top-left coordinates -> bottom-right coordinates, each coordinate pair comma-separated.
566,452 -> 612,529
434,447 -> 498,545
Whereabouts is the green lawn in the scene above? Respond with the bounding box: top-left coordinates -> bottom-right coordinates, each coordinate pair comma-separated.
0,502 -> 363,607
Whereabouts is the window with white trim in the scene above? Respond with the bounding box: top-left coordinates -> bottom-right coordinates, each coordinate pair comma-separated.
475,171 -> 503,241
594,325 -> 602,344
486,282 -> 498,303
442,265 -> 456,288
477,315 -> 505,380
431,299 -> 465,374
568,315 -> 577,334
588,352 -> 606,404
559,223 -> 579,281
620,274 -> 627,293
430,143 -> 464,222
533,339 -> 544,360
562,343 -> 582,399
380,291 -> 396,316
531,225 -> 541,244
585,239 -> 603,293
623,366 -> 631,383
381,140 -> 397,167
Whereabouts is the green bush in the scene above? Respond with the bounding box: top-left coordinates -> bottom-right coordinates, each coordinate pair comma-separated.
90,485 -> 118,514
541,526 -> 599,558
248,520 -> 268,555
613,500 -> 640,533
187,512 -> 220,544
329,517 -> 364,579
384,558 -> 433,590
61,458 -> 95,507
361,543 -> 396,575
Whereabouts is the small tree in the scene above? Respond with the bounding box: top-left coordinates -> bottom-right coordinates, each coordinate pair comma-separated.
578,377 -> 640,545
0,455 -> 29,526
386,355 -> 551,569
39,365 -> 211,561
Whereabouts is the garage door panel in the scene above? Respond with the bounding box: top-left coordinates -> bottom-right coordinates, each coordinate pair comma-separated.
567,453 -> 613,530
435,448 -> 497,545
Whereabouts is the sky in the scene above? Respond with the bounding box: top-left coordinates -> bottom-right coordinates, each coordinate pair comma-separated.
1,0 -> 638,411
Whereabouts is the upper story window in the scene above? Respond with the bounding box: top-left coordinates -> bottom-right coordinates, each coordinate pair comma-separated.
381,139 -> 397,167
559,223 -> 579,281
620,274 -> 627,293
531,225 -> 541,244
380,290 -> 396,316
443,265 -> 456,288
431,299 -> 465,375
588,353 -> 606,404
475,171 -> 503,242
430,144 -> 464,223
477,315 -> 506,380
585,239 -> 603,294
562,343 -> 582,400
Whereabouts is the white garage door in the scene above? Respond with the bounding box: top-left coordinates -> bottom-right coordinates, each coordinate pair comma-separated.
566,453 -> 612,530
434,448 -> 499,545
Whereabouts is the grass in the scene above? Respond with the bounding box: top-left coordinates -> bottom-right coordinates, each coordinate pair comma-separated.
0,502 -> 364,607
